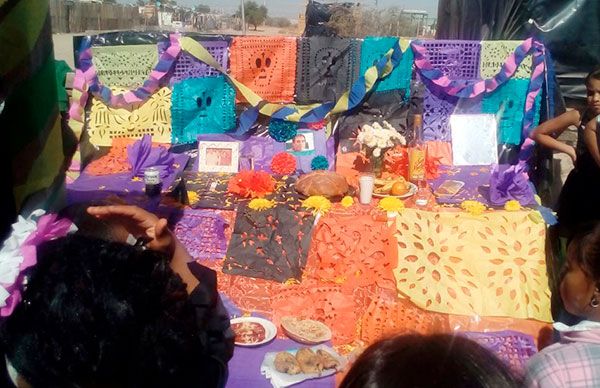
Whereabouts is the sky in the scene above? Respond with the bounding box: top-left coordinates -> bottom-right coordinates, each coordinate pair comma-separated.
131,0 -> 439,20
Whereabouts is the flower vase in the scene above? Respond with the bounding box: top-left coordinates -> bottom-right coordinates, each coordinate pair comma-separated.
370,155 -> 384,177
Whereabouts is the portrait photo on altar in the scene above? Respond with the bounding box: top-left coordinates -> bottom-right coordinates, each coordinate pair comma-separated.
198,141 -> 240,173
206,148 -> 233,167
285,131 -> 316,156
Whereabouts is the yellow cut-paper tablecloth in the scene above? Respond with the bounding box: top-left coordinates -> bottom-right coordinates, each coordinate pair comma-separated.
87,87 -> 172,146
392,208 -> 551,322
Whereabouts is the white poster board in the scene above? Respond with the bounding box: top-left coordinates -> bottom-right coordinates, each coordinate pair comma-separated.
450,114 -> 499,166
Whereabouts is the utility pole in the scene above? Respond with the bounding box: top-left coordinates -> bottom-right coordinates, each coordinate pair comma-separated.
241,0 -> 247,34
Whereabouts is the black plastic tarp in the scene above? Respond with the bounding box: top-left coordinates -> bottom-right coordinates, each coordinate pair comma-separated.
303,0 -> 355,37
436,0 -> 600,101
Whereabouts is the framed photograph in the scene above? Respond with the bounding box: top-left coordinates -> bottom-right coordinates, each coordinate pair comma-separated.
285,131 -> 316,155
198,141 -> 240,173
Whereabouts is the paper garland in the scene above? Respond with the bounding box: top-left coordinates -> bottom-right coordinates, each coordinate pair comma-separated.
70,34 -> 546,161
412,38 -> 546,161
68,33 -> 181,136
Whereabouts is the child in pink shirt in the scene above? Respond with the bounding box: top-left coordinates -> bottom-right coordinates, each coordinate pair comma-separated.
526,222 -> 600,387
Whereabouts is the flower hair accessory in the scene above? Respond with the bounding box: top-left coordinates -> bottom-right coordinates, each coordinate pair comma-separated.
0,210 -> 77,317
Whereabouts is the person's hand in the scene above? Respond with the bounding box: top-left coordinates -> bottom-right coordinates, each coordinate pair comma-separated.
87,205 -> 174,255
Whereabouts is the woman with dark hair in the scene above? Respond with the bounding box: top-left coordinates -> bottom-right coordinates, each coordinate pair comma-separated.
340,334 -> 521,388
0,205 -> 234,387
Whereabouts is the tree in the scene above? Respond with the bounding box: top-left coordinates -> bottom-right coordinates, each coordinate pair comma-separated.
136,0 -> 145,6
237,1 -> 268,31
104,0 -> 117,4
195,4 -> 210,13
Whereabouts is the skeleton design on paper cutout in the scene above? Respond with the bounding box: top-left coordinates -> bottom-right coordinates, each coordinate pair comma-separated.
170,76 -> 236,143
195,90 -> 213,118
422,41 -> 481,80
230,37 -> 297,102
314,47 -> 342,86
246,49 -> 278,88
87,87 -> 172,146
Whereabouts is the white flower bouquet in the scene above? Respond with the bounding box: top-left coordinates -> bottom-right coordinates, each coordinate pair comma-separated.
356,121 -> 406,175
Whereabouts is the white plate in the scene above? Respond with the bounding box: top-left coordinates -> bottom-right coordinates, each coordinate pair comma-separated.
372,182 -> 418,199
281,317 -> 332,345
230,316 -> 277,347
261,344 -> 347,386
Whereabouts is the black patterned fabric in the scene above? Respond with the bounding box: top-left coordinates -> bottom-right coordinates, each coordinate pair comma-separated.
184,172 -> 302,210
335,88 -> 415,153
296,37 -> 359,104
223,204 -> 315,282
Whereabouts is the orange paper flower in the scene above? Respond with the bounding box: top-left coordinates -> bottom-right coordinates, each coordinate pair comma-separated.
425,154 -> 443,180
86,138 -> 135,175
270,152 -> 297,175
227,170 -> 276,198
384,146 -> 409,179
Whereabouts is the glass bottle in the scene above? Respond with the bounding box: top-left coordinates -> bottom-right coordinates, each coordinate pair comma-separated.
144,167 -> 162,197
408,114 -> 431,206
408,114 -> 426,183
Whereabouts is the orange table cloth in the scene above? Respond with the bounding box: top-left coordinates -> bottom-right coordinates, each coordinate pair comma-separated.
190,203 -> 552,351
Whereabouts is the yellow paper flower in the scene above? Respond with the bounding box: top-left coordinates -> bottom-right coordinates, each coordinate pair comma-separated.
302,195 -> 332,215
504,200 -> 522,211
341,196 -> 354,208
187,191 -> 199,204
460,200 -> 487,215
248,198 -> 275,211
284,278 -> 300,286
378,197 -> 405,212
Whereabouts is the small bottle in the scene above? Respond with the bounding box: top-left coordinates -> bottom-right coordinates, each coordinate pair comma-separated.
415,184 -> 431,207
408,114 -> 431,207
408,114 -> 426,183
144,167 -> 162,197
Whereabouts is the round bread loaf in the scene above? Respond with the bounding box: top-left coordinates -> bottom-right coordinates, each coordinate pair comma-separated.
295,171 -> 349,198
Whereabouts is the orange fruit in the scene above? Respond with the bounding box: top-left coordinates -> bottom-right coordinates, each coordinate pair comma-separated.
391,181 -> 409,196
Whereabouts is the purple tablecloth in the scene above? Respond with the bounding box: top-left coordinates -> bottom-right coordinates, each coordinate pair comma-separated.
429,165 -> 536,207
227,338 -> 335,388
66,154 -> 189,204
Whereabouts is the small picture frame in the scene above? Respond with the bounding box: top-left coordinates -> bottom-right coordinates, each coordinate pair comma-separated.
198,141 -> 240,173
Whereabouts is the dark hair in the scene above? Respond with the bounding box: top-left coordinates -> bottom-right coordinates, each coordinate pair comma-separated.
340,334 -> 521,388
585,67 -> 600,87
58,203 -> 116,240
1,235 -> 222,388
567,222 -> 600,281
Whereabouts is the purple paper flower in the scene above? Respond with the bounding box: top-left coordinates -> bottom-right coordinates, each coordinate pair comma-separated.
489,164 -> 535,206
127,135 -> 174,179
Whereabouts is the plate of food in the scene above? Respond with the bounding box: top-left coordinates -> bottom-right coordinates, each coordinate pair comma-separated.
230,317 -> 277,347
372,177 -> 417,198
261,344 -> 346,386
281,316 -> 332,345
